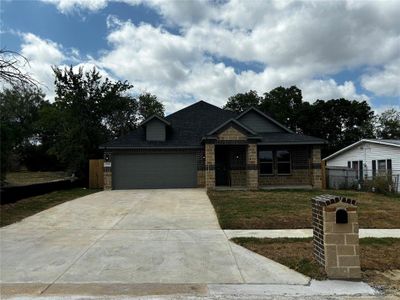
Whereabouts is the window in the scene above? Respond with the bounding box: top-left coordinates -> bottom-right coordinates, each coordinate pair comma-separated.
258,149 -> 292,175
259,150 -> 273,175
372,159 -> 392,176
277,150 -> 291,174
378,160 -> 387,173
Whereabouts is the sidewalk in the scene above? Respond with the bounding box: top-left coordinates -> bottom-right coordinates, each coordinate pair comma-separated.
224,229 -> 400,239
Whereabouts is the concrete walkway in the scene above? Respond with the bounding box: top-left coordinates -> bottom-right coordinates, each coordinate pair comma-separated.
225,229 -> 400,239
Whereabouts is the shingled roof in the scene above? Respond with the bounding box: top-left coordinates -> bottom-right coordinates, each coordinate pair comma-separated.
100,100 -> 325,149
101,101 -> 236,149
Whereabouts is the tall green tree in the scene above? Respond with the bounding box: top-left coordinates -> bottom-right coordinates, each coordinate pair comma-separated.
44,66 -> 136,177
224,90 -> 262,113
376,108 -> 400,139
301,99 -> 375,156
0,86 -> 47,182
260,86 -> 303,131
138,93 -> 165,120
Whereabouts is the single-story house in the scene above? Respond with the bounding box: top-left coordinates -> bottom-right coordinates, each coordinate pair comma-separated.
323,139 -> 400,186
100,101 -> 326,190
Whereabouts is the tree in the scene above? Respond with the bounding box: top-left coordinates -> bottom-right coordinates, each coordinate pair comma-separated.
302,99 -> 375,156
376,108 -> 400,139
260,86 -> 303,131
138,93 -> 165,120
0,49 -> 39,88
0,86 -> 47,182
45,66 -> 136,177
224,90 -> 262,113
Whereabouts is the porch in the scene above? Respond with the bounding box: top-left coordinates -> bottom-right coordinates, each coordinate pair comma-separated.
204,143 -> 322,190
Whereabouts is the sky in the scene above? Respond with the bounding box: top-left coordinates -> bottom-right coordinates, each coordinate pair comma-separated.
1,0 -> 399,114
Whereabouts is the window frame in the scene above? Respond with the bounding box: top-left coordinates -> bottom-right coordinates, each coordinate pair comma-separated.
258,148 -> 292,176
276,150 -> 292,175
258,149 -> 274,176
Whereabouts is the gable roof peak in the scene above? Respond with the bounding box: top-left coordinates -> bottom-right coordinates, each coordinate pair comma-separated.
236,107 -> 294,133
140,114 -> 171,126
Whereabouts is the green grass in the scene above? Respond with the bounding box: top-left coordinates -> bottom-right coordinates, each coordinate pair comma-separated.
208,189 -> 400,229
360,237 -> 400,246
0,188 -> 100,227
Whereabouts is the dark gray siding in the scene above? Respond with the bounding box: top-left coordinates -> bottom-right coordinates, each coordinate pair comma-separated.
112,153 -> 197,189
146,119 -> 166,141
239,111 -> 284,133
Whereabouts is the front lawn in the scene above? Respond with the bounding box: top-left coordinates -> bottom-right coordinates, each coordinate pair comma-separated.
208,189 -> 400,229
0,188 -> 99,227
5,171 -> 71,186
233,237 -> 400,294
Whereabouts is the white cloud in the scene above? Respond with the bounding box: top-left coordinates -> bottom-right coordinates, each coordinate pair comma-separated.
20,33 -> 65,96
18,33 -> 112,101
361,59 -> 400,97
42,0 -> 108,13
36,0 -> 400,111
299,79 -> 369,102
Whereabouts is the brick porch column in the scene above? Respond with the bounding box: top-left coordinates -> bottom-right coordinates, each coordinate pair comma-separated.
205,143 -> 215,189
103,151 -> 112,190
247,143 -> 258,189
311,146 -> 322,189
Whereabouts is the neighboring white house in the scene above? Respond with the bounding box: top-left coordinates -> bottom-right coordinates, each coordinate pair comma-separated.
323,139 -> 400,191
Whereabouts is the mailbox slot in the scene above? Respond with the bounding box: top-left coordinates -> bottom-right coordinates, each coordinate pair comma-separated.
336,208 -> 348,224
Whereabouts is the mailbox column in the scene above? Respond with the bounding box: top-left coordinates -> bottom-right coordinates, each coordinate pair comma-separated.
312,195 -> 361,279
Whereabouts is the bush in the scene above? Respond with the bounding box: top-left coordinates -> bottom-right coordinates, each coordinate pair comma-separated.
363,176 -> 395,195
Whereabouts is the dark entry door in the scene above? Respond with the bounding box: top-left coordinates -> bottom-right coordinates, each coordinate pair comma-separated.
215,147 -> 230,186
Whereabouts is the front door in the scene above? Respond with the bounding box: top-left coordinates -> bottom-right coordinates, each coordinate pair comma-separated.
215,147 -> 229,186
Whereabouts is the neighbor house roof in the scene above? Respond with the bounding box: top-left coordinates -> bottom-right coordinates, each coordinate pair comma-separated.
100,100 -> 325,149
323,139 -> 400,161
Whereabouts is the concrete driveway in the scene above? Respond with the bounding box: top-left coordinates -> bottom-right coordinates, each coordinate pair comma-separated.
0,189 -> 308,291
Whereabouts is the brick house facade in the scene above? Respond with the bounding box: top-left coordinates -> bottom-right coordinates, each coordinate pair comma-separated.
101,101 -> 325,190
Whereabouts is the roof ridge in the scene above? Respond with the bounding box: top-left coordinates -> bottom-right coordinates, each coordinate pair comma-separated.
166,100 -> 229,119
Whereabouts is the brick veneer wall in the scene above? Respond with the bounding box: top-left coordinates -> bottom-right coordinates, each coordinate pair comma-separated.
205,143 -> 215,188
218,126 -> 247,140
311,146 -> 322,188
247,143 -> 258,189
311,195 -> 361,279
259,169 -> 311,186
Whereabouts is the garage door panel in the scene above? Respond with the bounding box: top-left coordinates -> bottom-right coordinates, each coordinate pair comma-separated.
112,153 -> 197,189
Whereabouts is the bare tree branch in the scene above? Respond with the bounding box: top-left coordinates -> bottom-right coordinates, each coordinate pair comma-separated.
0,49 -> 40,88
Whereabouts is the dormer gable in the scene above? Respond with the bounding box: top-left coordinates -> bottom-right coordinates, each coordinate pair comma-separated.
140,115 -> 171,141
236,107 -> 293,133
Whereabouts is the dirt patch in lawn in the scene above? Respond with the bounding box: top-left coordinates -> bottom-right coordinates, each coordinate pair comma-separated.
208,189 -> 400,229
232,237 -> 400,295
0,188 -> 99,227
5,171 -> 71,186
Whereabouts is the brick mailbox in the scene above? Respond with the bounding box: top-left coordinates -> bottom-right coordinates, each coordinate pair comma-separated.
311,195 -> 361,279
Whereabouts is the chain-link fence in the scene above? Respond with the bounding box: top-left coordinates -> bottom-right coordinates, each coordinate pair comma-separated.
326,167 -> 400,194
